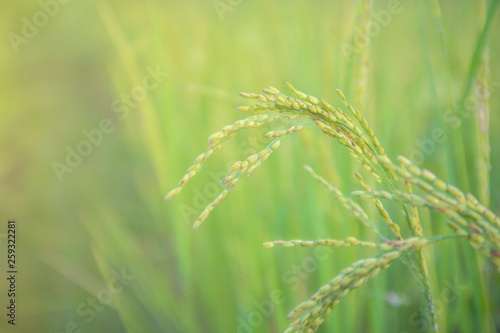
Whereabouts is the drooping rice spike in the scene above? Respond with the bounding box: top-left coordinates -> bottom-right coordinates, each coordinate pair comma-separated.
401,164 -> 423,237
285,251 -> 405,332
264,125 -> 305,139
262,237 -> 377,249
304,165 -> 384,239
378,154 -> 500,237
192,139 -> 284,230
165,114 -> 281,201
355,172 -> 402,239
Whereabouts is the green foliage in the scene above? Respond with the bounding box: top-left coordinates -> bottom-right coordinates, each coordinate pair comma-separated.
4,0 -> 500,332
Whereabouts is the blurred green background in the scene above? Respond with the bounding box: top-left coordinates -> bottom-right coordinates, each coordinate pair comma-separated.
1,0 -> 500,332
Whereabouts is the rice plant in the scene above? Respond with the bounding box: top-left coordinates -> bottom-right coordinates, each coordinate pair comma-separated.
165,83 -> 499,332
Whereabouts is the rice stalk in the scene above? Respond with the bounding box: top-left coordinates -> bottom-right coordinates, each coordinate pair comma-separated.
351,0 -> 372,108
474,0 -> 491,206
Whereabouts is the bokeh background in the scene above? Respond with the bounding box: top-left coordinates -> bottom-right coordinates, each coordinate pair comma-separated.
1,0 -> 500,332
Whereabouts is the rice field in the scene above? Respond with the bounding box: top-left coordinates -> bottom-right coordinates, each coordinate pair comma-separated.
2,0 -> 500,332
